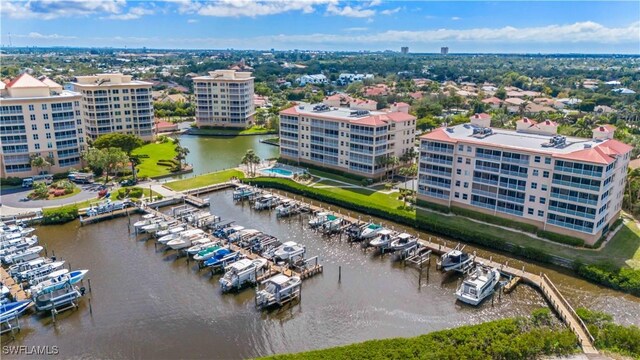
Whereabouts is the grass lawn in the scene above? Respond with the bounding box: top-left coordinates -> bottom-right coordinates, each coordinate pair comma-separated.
188,126 -> 276,136
307,169 -> 364,186
133,141 -> 178,178
165,169 -> 245,191
598,221 -> 640,269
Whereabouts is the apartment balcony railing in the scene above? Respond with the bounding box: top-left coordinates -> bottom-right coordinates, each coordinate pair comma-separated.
496,194 -> 525,204
547,219 -> 593,233
548,206 -> 596,220
552,179 -> 600,192
550,193 -> 598,206
554,166 -> 603,178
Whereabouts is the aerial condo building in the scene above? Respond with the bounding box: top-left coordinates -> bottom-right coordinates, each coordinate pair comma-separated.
279,101 -> 416,178
193,70 -> 255,128
0,73 -> 84,177
72,73 -> 154,141
418,115 -> 632,244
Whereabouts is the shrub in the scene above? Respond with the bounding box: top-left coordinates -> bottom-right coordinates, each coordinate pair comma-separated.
52,172 -> 70,181
0,177 -> 23,186
576,308 -> 640,358
574,261 -> 640,296
537,230 -> 585,247
42,205 -> 78,225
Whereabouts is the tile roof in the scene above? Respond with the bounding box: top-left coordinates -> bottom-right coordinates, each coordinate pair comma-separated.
6,73 -> 47,88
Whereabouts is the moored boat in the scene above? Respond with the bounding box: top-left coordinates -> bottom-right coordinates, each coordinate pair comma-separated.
455,265 -> 500,306
255,274 -> 302,309
0,300 -> 32,322
440,248 -> 472,272
273,241 -> 305,261
360,223 -> 383,240
219,258 -> 267,292
369,229 -> 395,248
389,233 -> 418,252
2,246 -> 44,264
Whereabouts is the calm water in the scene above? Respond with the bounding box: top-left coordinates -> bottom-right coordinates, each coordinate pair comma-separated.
174,134 -> 278,177
4,190 -> 639,359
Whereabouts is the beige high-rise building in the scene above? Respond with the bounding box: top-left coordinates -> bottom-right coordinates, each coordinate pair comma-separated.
1,73 -> 84,177
193,70 -> 255,128
72,74 -> 154,141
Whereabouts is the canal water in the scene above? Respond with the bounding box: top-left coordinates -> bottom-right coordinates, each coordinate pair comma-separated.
4,189 -> 639,359
174,134 -> 278,177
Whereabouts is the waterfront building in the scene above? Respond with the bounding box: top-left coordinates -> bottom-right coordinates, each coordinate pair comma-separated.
72,73 -> 154,141
418,116 -> 632,244
441,47 -> 449,55
296,74 -> 328,86
279,102 -> 416,178
0,73 -> 84,177
401,46 -> 409,54
193,70 -> 255,128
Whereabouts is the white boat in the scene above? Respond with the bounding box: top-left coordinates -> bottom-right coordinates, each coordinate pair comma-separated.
8,257 -> 52,277
217,225 -> 244,239
185,239 -> 216,255
360,223 -> 384,239
1,235 -> 38,250
308,212 -> 331,227
275,200 -> 296,217
166,229 -> 206,250
30,269 -> 89,297
228,229 -> 261,243
34,285 -> 82,312
219,258 -> 267,292
321,216 -> 342,233
254,194 -> 279,210
133,214 -> 158,228
192,245 -> 224,261
0,236 -> 39,256
233,185 -> 254,200
255,274 -> 302,309
2,246 -> 44,264
18,261 -> 66,283
141,220 -> 176,234
273,241 -> 305,261
389,233 -> 418,252
455,265 -> 500,306
369,229 -> 395,248
155,225 -> 186,238
28,268 -> 69,287
440,248 -> 472,272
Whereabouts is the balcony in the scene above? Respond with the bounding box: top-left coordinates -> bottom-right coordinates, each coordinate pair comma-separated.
476,153 -> 501,161
349,137 -> 374,145
421,168 -> 452,178
552,179 -> 600,192
548,206 -> 596,220
471,200 -> 496,210
554,165 -> 602,178
419,179 -> 451,189
547,219 -> 593,233
422,157 -> 452,166
496,194 -> 525,204
501,157 -> 530,165
500,169 -> 528,178
496,206 -> 523,216
418,189 -> 449,200
550,192 -> 598,206
471,188 -> 497,198
421,145 -> 453,154
473,177 -> 498,186
476,165 -> 500,173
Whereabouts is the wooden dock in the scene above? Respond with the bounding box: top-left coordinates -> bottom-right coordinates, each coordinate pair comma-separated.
79,208 -> 140,225
0,268 -> 28,301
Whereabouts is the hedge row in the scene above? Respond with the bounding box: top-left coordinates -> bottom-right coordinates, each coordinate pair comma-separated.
576,308 -> 640,358
42,205 -> 78,225
574,261 -> 640,297
245,177 -> 552,264
0,177 -> 23,186
278,158 -> 369,182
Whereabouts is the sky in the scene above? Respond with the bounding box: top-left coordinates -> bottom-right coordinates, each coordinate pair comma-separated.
1,0 -> 639,54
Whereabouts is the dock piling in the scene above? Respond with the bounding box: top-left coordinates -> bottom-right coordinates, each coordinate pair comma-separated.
338,266 -> 341,283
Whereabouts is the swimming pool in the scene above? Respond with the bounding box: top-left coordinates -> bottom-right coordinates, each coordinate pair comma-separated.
262,167 -> 294,176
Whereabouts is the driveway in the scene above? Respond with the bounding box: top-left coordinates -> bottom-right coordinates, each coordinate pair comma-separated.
1,183 -> 107,208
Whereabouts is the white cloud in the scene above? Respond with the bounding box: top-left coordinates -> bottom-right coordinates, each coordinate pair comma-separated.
187,18 -> 198,23
343,27 -> 369,32
14,32 -> 78,40
1,0 -> 126,20
326,3 -> 375,18
368,0 -> 382,6
451,16 -> 461,21
381,7 -> 401,15
173,0 -> 337,17
102,6 -> 154,20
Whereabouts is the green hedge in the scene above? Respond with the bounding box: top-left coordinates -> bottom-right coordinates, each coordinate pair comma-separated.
416,199 -> 450,213
42,205 -> 78,225
264,314 -> 578,360
0,177 -> 22,186
245,177 -> 552,264
574,261 -> 640,296
537,230 -> 585,247
278,158 -> 369,182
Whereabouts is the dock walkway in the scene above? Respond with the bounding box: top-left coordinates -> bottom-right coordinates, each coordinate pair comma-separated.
0,268 -> 28,301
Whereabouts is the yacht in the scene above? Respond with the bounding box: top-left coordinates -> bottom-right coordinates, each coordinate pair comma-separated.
275,200 -> 297,217
215,225 -> 245,239
2,246 -> 44,264
0,300 -> 32,322
155,225 -> 186,238
203,250 -> 242,269
193,245 -> 225,261
359,223 -> 384,240
166,229 -> 206,250
29,269 -> 88,297
133,214 -> 158,229
321,216 -> 342,234
228,229 -> 261,243
8,257 -> 54,277
369,229 -> 395,249
254,194 -> 279,210
274,241 -> 305,261
19,261 -> 66,283
255,274 -> 302,309
219,258 -> 267,292
440,248 -> 472,272
308,212 -> 331,228
233,185 -> 254,200
34,285 -> 83,312
0,236 -> 39,256
186,240 -> 218,256
141,220 -> 177,234
389,233 -> 418,252
455,265 -> 501,306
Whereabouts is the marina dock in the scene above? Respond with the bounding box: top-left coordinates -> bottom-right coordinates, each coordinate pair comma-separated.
0,267 -> 28,301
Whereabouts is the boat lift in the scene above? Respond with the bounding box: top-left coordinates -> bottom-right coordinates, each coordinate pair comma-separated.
405,247 -> 432,268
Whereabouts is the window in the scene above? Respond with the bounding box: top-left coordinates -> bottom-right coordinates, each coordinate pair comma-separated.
457,157 -> 462,163
528,208 -> 534,215
463,182 -> 469,188
466,158 -> 471,165
533,169 -> 539,176
538,210 -> 544,217
534,156 -> 541,163
541,185 -> 548,191
467,146 -> 472,152
545,157 -> 551,164
456,169 -> 462,175
543,171 -> 549,178
31,124 -> 37,130
454,192 -> 460,198
47,142 -> 52,148
34,144 -> 40,149
30,114 -> 36,121
43,114 -> 49,120
462,194 -> 468,200
28,105 -> 34,111
529,195 -> 535,202
76,120 -> 82,125
540,197 -> 546,204
455,180 -> 461,186
531,182 -> 537,189
46,133 -> 51,139
33,134 -> 39,140
44,123 -> 50,129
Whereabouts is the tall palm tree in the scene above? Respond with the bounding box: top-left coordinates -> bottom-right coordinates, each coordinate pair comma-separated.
241,149 -> 261,177
30,154 -> 50,175
626,167 -> 640,212
572,116 -> 598,138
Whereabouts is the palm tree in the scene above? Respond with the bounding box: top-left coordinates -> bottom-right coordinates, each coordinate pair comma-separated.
518,101 -> 529,117
387,156 -> 400,181
572,116 -> 598,138
30,154 -> 51,175
175,146 -> 190,170
626,167 -> 640,213
241,149 -> 261,177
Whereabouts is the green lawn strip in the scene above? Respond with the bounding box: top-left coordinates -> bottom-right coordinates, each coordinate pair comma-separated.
306,169 -> 363,185
164,169 -> 245,191
132,141 -> 179,178
312,179 -> 352,187
599,221 -> 640,270
263,313 -> 578,360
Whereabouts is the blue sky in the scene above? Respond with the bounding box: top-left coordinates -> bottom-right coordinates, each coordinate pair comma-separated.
1,1 -> 639,53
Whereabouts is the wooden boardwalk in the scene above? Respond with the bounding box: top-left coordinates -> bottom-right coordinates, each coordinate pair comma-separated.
0,268 -> 28,301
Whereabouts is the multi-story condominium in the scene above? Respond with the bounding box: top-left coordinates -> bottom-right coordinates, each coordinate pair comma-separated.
279,102 -> 416,178
193,70 -> 255,128
72,73 -> 154,141
418,115 -> 632,244
0,73 -> 84,177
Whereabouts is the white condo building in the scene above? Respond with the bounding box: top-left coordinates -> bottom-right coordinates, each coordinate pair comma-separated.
418,116 -> 632,244
1,74 -> 84,177
72,74 -> 154,141
193,70 -> 255,128
279,102 -> 416,178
